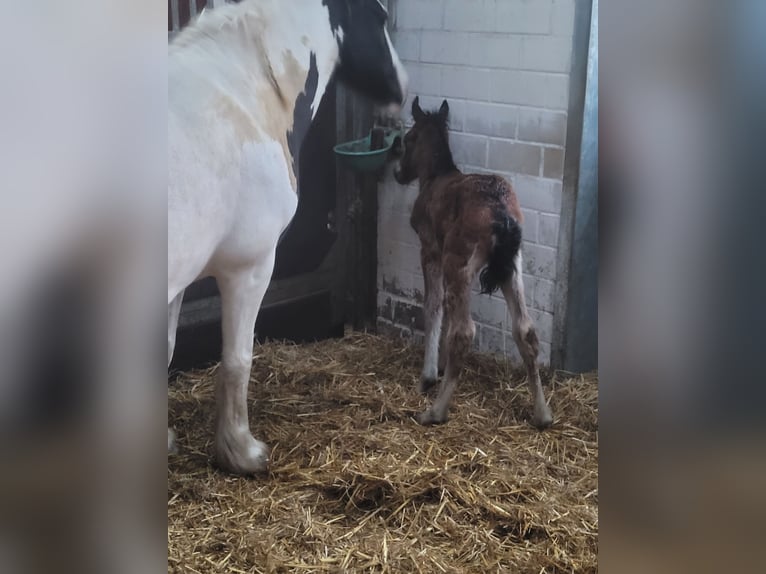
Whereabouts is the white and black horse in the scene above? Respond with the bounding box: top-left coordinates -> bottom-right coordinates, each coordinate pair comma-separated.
168,0 -> 407,474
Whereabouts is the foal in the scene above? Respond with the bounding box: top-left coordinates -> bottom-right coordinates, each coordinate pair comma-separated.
394,97 -> 553,429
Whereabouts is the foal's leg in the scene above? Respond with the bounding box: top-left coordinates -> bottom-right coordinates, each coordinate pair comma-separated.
419,247 -> 443,393
167,289 -> 184,454
214,256 -> 274,475
501,253 -> 553,428
418,255 -> 474,425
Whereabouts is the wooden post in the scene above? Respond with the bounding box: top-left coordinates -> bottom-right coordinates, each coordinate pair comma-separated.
335,86 -> 377,331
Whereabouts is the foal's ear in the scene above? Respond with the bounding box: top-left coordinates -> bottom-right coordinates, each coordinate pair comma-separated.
412,96 -> 425,122
438,99 -> 450,122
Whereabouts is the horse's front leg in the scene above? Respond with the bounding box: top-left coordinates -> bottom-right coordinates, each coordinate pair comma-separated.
419,245 -> 444,394
214,255 -> 275,475
167,289 -> 184,454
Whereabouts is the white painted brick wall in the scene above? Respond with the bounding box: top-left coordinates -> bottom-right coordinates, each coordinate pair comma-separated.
378,0 -> 576,366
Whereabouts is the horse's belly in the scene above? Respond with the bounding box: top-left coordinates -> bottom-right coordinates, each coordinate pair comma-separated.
169,130 -> 297,291
210,139 -> 298,272
168,121 -> 242,296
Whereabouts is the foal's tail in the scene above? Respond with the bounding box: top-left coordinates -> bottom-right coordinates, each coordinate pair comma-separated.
479,210 -> 522,295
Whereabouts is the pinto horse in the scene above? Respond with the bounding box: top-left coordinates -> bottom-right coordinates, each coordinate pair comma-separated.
394,97 -> 553,429
168,0 -> 407,474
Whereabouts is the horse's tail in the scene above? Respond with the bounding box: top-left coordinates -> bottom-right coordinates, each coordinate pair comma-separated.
479,210 -> 522,295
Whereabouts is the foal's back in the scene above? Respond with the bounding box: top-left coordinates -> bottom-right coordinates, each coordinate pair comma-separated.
412,171 -> 524,256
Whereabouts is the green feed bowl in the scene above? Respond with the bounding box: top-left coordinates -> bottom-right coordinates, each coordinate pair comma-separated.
333,129 -> 402,173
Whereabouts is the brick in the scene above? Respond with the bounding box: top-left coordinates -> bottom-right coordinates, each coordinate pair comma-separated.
444,0 -> 494,32
411,273 -> 425,304
420,31 -> 469,65
521,35 -> 572,73
405,63 -> 442,97
521,242 -> 557,280
471,293 -> 508,330
505,332 -> 523,364
440,66 -> 491,101
490,70 -> 544,107
393,300 -> 425,332
379,266 -> 413,298
518,108 -> 568,146
551,0 -> 576,36
477,324 -> 505,355
378,294 -> 394,321
470,34 -> 523,69
494,0 -> 553,35
379,211 -> 417,246
538,341 -> 551,366
545,73 -> 570,109
392,30 -> 420,62
417,95 -> 465,132
538,213 -> 560,247
522,273 -> 536,305
449,132 -> 488,167
510,175 -> 562,214
395,0 -> 444,30
543,147 -> 565,179
398,241 -> 424,275
378,178 -> 416,216
463,102 -> 518,138
528,309 -> 554,344
520,208 -> 538,243
488,139 -> 541,176
533,278 -> 555,313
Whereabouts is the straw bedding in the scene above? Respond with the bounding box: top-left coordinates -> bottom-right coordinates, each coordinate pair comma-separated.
168,332 -> 598,573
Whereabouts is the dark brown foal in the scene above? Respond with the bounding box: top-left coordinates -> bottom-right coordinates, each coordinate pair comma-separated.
394,97 -> 553,429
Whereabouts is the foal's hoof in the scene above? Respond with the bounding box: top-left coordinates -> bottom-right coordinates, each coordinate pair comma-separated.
416,409 -> 447,426
215,431 -> 270,476
418,376 -> 439,394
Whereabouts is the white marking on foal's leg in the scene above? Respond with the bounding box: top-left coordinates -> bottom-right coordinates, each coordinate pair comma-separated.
418,266 -> 474,425
502,253 -> 553,429
419,256 -> 443,393
214,259 -> 274,475
168,290 -> 184,455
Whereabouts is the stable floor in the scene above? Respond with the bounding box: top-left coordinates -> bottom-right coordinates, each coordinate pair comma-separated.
168,333 -> 598,573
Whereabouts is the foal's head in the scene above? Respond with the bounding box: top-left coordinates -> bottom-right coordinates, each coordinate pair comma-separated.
394,96 -> 457,185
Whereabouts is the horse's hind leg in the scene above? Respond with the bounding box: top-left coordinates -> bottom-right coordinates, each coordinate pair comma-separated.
167,289 -> 184,454
214,256 -> 275,475
501,253 -> 553,429
418,255 -> 473,425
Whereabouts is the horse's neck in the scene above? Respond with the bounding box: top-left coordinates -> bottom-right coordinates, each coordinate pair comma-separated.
176,1 -> 339,123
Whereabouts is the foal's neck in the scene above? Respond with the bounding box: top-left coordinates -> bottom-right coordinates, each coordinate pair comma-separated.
419,142 -> 459,184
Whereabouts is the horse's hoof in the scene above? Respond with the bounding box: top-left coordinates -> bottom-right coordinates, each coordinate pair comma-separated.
168,428 -> 178,454
418,376 -> 438,394
416,409 -> 447,426
215,431 -> 270,476
531,406 -> 553,430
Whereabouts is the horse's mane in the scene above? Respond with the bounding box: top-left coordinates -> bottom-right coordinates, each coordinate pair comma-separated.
170,1 -> 262,52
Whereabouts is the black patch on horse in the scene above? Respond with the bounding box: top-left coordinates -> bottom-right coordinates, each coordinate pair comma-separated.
324,0 -> 403,105
286,51 -> 319,190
